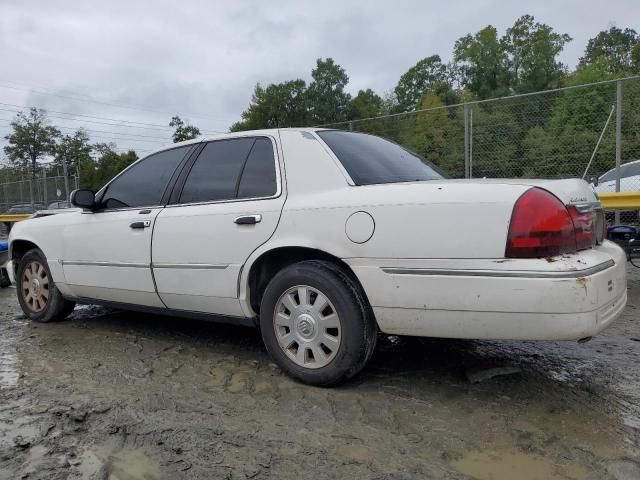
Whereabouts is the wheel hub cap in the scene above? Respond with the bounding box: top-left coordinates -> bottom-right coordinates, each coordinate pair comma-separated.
296,314 -> 316,339
273,285 -> 342,369
21,261 -> 49,313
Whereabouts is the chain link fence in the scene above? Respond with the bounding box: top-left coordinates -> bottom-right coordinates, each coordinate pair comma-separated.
0,171 -> 78,213
325,76 -> 640,223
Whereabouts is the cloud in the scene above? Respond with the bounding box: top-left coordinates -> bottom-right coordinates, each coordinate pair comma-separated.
0,0 -> 637,153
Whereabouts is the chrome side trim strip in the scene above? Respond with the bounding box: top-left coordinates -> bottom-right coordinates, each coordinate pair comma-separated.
381,260 -> 615,279
61,260 -> 149,268
152,263 -> 229,270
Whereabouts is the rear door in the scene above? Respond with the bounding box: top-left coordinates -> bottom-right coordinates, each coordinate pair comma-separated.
61,145 -> 194,306
152,135 -> 284,316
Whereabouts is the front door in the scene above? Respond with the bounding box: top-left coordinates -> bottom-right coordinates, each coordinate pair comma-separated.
62,145 -> 193,306
152,135 -> 284,316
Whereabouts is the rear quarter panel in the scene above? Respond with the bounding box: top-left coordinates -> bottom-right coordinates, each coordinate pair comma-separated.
262,181 -> 530,260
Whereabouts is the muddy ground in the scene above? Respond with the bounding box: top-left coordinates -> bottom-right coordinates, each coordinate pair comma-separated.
0,267 -> 639,479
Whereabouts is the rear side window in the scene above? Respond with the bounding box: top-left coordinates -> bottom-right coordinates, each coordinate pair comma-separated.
317,130 -> 445,185
101,146 -> 189,209
180,138 -> 254,203
180,137 -> 277,203
237,138 -> 277,198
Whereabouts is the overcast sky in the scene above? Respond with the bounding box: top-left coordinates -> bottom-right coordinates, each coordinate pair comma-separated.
0,0 -> 638,156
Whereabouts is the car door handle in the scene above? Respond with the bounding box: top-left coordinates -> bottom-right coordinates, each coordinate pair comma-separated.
130,220 -> 151,229
234,214 -> 262,225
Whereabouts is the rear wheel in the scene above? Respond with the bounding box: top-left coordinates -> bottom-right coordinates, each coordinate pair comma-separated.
259,260 -> 377,386
17,248 -> 75,322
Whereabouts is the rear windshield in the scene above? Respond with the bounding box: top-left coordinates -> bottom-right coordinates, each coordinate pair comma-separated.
317,130 -> 445,185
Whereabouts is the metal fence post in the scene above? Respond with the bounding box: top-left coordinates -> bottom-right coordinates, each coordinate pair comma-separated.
348,121 -> 353,132
42,168 -> 48,205
28,176 -> 34,212
614,80 -> 622,224
464,103 -> 470,178
62,156 -> 70,201
469,107 -> 473,179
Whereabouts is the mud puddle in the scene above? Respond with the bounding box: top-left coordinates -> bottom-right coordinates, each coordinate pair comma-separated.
453,449 -> 589,480
77,445 -> 161,480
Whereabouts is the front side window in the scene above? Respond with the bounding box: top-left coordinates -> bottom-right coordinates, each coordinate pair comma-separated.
179,137 -> 277,204
317,130 -> 445,185
100,146 -> 190,209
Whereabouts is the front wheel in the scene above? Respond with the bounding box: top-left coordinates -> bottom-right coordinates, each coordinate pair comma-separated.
16,248 -> 75,322
259,260 -> 377,386
0,268 -> 10,288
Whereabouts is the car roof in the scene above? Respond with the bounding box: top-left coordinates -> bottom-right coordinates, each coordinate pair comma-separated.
142,128 -> 329,159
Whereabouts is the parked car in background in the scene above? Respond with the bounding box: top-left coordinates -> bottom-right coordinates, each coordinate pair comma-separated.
4,203 -> 47,214
7,129 -> 627,386
593,159 -> 640,193
592,160 -> 640,224
2,203 -> 46,234
47,201 -> 71,210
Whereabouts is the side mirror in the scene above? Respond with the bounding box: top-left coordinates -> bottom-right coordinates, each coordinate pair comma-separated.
70,189 -> 96,210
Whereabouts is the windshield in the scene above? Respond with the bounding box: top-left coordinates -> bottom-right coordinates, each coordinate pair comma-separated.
599,161 -> 640,182
317,130 -> 446,185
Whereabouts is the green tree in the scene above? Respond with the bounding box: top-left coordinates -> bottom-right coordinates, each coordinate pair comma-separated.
633,43 -> 640,71
231,79 -> 308,131
306,58 -> 351,124
393,55 -> 447,112
3,108 -> 60,179
401,91 -> 468,177
454,26 -> 510,99
503,15 -> 572,93
580,27 -> 639,73
349,89 -> 383,120
522,61 -> 616,177
54,129 -> 92,173
169,116 -> 201,142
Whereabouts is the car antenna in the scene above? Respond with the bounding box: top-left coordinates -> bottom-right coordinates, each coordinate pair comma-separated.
582,105 -> 615,180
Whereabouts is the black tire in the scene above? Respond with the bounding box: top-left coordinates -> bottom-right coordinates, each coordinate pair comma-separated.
259,260 -> 377,386
0,267 -> 10,288
16,248 -> 75,322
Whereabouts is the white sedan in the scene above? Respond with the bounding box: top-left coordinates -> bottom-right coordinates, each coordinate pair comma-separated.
593,159 -> 640,193
8,129 -> 628,386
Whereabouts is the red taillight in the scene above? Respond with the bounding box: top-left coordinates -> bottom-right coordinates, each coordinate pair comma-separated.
568,206 -> 596,250
506,188 -> 595,258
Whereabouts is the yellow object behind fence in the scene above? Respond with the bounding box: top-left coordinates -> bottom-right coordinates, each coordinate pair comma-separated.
598,192 -> 640,210
0,214 -> 31,223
